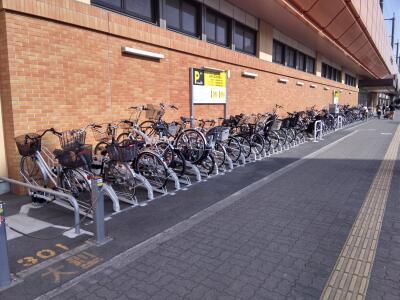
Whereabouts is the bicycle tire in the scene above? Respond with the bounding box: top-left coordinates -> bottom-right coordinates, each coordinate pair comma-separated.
61,168 -> 91,200
20,156 -> 47,188
234,135 -> 252,158
214,142 -> 227,168
103,161 -> 137,203
250,133 -> 264,155
199,152 -> 215,175
174,129 -> 206,164
135,151 -> 168,189
94,142 -> 108,156
224,136 -> 242,163
139,121 -> 156,137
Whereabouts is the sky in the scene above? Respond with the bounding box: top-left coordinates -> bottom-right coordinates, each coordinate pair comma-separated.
384,0 -> 400,57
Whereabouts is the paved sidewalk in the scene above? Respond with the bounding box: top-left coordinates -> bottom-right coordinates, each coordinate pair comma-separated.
1,118 -> 400,300
28,118 -> 399,300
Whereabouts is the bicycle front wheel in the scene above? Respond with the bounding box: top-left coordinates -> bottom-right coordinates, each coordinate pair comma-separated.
20,156 -> 47,187
174,129 -> 206,164
135,151 -> 168,189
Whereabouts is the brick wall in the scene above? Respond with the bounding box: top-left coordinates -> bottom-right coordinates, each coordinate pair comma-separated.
0,0 -> 358,190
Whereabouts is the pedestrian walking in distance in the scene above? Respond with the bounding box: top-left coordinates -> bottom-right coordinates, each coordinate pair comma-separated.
376,104 -> 381,119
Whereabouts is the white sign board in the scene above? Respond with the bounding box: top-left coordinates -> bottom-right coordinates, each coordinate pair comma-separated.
192,68 -> 227,104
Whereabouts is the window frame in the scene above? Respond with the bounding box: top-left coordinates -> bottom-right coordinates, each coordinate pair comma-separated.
285,45 -> 297,69
273,39 -> 285,65
273,39 -> 315,74
166,0 -> 201,38
205,7 -> 231,48
322,62 -> 341,82
234,22 -> 257,56
345,73 -> 356,86
305,56 -> 315,74
92,0 -> 158,24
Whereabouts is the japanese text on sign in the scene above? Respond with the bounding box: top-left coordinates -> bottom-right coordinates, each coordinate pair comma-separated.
192,68 -> 227,104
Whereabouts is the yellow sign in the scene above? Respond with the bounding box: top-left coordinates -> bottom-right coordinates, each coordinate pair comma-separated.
192,68 -> 227,104
333,90 -> 340,104
204,72 -> 226,87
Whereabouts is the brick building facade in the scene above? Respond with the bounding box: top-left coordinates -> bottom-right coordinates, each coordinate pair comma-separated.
0,0 -> 396,191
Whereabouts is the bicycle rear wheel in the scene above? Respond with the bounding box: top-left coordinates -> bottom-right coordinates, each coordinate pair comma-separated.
135,151 -> 168,189
214,142 -> 227,168
103,161 -> 137,203
224,136 -> 242,163
174,129 -> 206,164
234,135 -> 252,158
60,169 -> 91,203
199,153 -> 215,175
266,131 -> 280,150
250,133 -> 264,155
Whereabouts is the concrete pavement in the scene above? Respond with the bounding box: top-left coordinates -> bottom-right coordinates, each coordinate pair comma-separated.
2,117 -> 400,300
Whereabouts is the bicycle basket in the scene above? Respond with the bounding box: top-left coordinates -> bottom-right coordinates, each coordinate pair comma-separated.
206,126 -> 230,143
54,144 -> 92,169
107,141 -> 138,162
145,104 -> 163,121
59,130 -> 86,151
168,123 -> 178,136
271,119 -> 282,131
15,134 -> 41,156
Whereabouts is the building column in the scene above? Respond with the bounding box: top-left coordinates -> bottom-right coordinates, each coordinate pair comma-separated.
257,20 -> 273,62
315,52 -> 322,77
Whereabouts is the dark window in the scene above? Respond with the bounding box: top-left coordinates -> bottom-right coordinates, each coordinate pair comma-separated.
321,63 -> 327,77
125,0 -> 153,21
166,0 -> 199,36
306,56 -> 315,74
297,52 -> 306,71
92,0 -> 156,23
285,46 -> 296,68
273,40 -> 285,64
345,73 -> 356,86
273,40 -> 315,74
206,9 -> 230,47
322,62 -> 341,82
235,22 -> 256,55
166,0 -> 180,28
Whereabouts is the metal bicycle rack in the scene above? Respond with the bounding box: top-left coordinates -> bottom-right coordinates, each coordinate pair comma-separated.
0,177 -> 82,234
336,116 -> 344,130
34,147 -> 121,214
132,172 -> 155,201
184,161 -> 202,182
313,120 -> 323,142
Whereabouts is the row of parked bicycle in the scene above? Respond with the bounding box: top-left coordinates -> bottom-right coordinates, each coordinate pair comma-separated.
15,103 -> 367,216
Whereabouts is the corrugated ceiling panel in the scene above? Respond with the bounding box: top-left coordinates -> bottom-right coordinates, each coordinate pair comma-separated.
287,0 -> 317,11
306,0 -> 345,28
325,8 -> 354,39
339,22 -> 363,48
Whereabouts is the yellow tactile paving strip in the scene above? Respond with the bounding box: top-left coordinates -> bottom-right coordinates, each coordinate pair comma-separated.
320,125 -> 400,300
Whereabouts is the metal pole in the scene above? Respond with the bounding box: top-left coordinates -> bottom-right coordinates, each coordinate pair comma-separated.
190,68 -> 194,129
392,13 -> 395,48
0,202 -> 12,289
91,178 -> 106,245
385,15 -> 396,48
